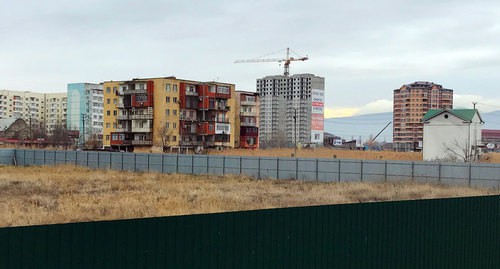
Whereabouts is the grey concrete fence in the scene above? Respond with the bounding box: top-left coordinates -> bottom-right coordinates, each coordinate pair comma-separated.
0,149 -> 499,188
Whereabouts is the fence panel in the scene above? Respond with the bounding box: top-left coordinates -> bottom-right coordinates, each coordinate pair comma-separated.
178,155 -> 194,174
259,157 -> 278,179
0,195 -> 497,269
122,153 -> 136,172
66,151 -> 77,165
317,159 -> 338,182
0,148 -> 15,165
297,158 -> 317,181
339,159 -> 362,182
162,155 -> 178,174
148,153 -> 163,173
206,155 -> 224,175
34,150 -> 46,166
277,158 -> 297,179
97,152 -> 112,169
111,152 -> 124,170
87,151 -> 100,169
54,150 -> 65,165
76,151 -> 89,167
241,157 -> 259,178
471,164 -> 500,188
193,155 -> 209,175
387,161 -> 412,182
440,163 -> 469,186
361,160 -> 385,182
413,162 -> 440,184
224,156 -> 241,175
135,154 -> 149,172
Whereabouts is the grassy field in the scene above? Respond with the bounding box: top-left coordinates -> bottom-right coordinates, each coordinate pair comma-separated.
0,165 -> 497,228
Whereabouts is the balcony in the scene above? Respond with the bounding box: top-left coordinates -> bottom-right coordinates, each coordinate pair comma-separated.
240,111 -> 256,117
115,127 -> 131,133
123,88 -> 147,94
185,91 -> 198,96
241,122 -> 257,127
131,140 -> 153,146
216,105 -> 230,111
241,101 -> 256,106
131,127 -> 152,133
116,115 -> 129,120
130,114 -> 153,120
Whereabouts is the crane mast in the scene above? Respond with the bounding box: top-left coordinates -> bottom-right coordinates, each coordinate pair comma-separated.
234,47 -> 308,76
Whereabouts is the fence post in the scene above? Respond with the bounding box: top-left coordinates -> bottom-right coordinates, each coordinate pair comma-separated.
86,151 -> 89,167
338,159 -> 341,183
64,150 -> 67,165
438,163 -> 441,183
23,149 -> 26,166
222,156 -> 225,175
191,155 -> 194,175
176,154 -> 179,174
468,163 -> 472,187
277,158 -> 280,179
384,161 -> 388,182
43,150 -> 46,165
295,158 -> 299,180
207,156 -> 210,174
147,154 -> 150,173
360,160 -> 363,182
239,156 -> 242,175
315,159 -> 319,181
411,162 -> 414,182
258,157 -> 261,179
134,154 -> 137,172
121,153 -> 124,171
161,154 -> 164,173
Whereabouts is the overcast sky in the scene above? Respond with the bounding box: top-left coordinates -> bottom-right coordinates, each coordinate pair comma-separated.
1,0 -> 500,117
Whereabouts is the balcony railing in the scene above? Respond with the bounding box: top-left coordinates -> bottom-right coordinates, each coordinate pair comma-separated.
131,140 -> 153,145
116,115 -> 129,120
123,89 -> 147,94
241,101 -> 256,106
131,127 -> 152,133
240,111 -> 255,117
241,122 -> 257,127
185,91 -> 198,96
130,114 -> 153,120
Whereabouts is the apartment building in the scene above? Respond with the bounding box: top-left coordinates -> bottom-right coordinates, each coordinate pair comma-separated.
0,90 -> 67,136
257,74 -> 325,148
67,83 -> 104,147
393,81 -> 453,152
44,93 -> 67,136
236,91 -> 259,149
103,77 -> 237,152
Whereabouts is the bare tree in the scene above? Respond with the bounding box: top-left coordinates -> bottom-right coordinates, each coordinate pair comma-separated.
443,139 -> 478,162
155,123 -> 175,152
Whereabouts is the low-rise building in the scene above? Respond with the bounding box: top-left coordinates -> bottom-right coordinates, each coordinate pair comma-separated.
422,109 -> 483,161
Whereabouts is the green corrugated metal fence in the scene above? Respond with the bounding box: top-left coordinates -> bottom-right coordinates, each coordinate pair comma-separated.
0,195 -> 498,268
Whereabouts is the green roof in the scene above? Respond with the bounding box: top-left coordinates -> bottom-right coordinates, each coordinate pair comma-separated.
422,109 -> 480,122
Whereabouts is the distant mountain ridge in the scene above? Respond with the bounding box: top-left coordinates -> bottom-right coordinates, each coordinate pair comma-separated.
325,110 -> 500,143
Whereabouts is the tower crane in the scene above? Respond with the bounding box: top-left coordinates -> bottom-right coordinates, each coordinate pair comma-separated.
234,48 -> 308,76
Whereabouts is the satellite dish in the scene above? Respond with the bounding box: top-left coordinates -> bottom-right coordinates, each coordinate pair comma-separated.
486,143 -> 495,149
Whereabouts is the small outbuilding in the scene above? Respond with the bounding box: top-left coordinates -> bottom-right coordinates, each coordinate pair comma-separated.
422,109 -> 483,162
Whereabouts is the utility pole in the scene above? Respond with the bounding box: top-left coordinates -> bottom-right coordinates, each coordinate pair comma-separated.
293,108 -> 297,157
81,113 -> 88,149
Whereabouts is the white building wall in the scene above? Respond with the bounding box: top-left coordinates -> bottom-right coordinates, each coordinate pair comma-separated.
423,112 -> 482,161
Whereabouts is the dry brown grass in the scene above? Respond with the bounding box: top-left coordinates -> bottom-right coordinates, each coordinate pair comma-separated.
0,165 -> 497,228
209,148 -> 423,161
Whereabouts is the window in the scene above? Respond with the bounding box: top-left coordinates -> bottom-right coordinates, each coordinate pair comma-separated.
173,109 -> 177,116
113,123 -> 117,128
106,135 -> 110,141
173,97 -> 178,103
106,99 -> 110,104
113,86 -> 117,94
173,123 -> 177,129
166,109 -> 170,116
166,84 -> 171,91
136,94 -> 148,102
113,99 -> 117,104
113,110 -> 117,116
106,110 -> 110,116
166,122 -> 170,128
106,87 -> 111,93
166,97 -> 170,103
172,136 -> 177,141
173,85 -> 178,92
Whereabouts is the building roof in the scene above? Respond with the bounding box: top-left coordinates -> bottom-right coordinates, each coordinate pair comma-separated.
482,129 -> 500,138
0,118 -> 17,131
422,109 -> 483,123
